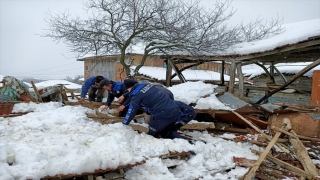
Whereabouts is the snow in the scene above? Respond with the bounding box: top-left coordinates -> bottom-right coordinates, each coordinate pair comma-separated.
225,18 -> 320,55
34,80 -> 82,89
132,66 -> 237,81
0,81 -> 262,180
0,74 -> 4,87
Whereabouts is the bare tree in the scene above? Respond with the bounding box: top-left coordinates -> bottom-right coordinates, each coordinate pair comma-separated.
44,0 -> 282,78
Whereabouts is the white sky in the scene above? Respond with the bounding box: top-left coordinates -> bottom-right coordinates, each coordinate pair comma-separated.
0,81 -> 260,179
0,0 -> 319,80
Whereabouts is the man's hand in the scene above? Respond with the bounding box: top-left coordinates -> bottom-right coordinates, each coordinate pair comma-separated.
117,95 -> 125,103
78,98 -> 85,103
117,105 -> 125,112
101,106 -> 109,111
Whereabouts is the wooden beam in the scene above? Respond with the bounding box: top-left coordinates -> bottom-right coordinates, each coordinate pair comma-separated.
168,59 -> 187,83
237,63 -> 244,99
254,62 -> 274,82
273,65 -> 288,83
165,59 -> 172,87
228,61 -> 236,93
220,60 -> 225,84
255,58 -> 320,104
289,130 -> 320,177
232,111 -> 289,153
31,81 -> 42,102
271,126 -> 298,139
241,131 -> 281,180
252,149 -> 313,179
171,62 -> 204,79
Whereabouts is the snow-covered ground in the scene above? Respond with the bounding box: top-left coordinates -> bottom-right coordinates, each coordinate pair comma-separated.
0,81 -> 262,180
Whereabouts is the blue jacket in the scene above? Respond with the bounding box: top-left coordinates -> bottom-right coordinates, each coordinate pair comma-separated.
105,81 -> 128,106
122,83 -> 179,125
121,84 -> 173,107
80,76 -> 109,98
174,100 -> 196,118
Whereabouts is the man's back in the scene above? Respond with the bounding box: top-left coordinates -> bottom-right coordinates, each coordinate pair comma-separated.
123,83 -> 178,124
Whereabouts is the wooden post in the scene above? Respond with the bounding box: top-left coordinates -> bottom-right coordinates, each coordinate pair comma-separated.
61,87 -> 68,102
228,60 -> 236,93
31,81 -> 42,102
241,131 -> 281,180
168,59 -> 187,83
237,62 -> 244,99
165,59 -> 172,87
220,60 -> 225,85
311,70 -> 320,104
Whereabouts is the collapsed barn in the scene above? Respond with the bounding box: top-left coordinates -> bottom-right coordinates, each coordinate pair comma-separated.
1,19 -> 320,179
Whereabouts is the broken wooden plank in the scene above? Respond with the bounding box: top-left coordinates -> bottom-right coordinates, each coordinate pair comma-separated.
31,81 -> 43,102
128,122 -> 215,133
233,157 -> 256,167
289,130 -> 320,177
194,109 -> 215,117
240,131 -> 282,180
252,149 -> 314,179
70,91 -> 79,100
181,122 -> 215,131
272,126 -> 298,138
128,124 -> 148,133
232,111 -> 289,153
61,87 -> 69,102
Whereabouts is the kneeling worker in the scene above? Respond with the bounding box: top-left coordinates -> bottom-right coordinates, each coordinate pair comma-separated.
121,79 -> 192,139
78,75 -> 109,103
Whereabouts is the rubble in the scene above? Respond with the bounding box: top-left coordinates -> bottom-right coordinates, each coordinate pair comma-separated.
2,76 -> 320,179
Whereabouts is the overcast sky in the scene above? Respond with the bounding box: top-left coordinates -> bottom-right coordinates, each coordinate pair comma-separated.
0,0 -> 319,80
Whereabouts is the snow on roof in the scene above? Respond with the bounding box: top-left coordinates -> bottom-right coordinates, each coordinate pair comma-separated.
225,18 -> 320,55
242,62 -> 320,79
132,66 -> 237,81
164,19 -> 320,57
35,80 -> 82,89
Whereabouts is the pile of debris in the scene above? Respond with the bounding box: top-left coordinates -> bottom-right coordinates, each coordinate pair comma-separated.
63,95 -> 320,179
1,77 -> 319,179
0,76 -> 79,117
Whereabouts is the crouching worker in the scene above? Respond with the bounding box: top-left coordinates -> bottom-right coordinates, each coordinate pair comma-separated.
78,75 -> 109,103
121,79 -> 182,139
99,80 -> 129,117
159,100 -> 196,139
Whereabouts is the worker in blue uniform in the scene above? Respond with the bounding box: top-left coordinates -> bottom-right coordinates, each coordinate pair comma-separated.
122,79 -> 188,139
99,80 -> 129,117
159,100 -> 196,139
78,75 -> 109,103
